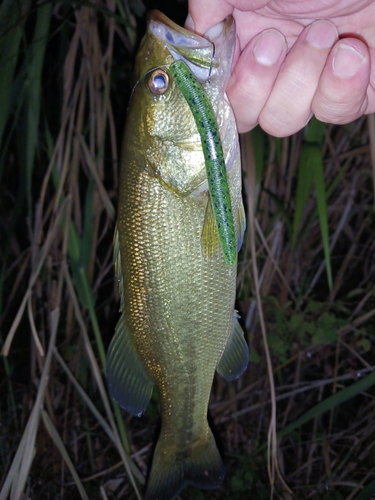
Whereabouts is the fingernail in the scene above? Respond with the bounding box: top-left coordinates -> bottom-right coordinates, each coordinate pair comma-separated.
253,30 -> 286,66
185,14 -> 195,31
305,20 -> 337,49
333,42 -> 366,77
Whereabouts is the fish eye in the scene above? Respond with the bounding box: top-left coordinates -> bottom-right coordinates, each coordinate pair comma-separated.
147,69 -> 169,95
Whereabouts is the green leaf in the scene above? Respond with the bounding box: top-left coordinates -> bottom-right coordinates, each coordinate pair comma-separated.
249,347 -> 261,364
356,338 -> 371,352
293,116 -> 333,289
290,313 -> 304,329
311,144 -> 332,290
0,0 -> 30,156
311,327 -> 336,345
304,116 -> 326,144
354,479 -> 375,500
278,370 -> 375,439
0,1 -> 32,187
292,145 -> 314,246
21,0 -> 52,209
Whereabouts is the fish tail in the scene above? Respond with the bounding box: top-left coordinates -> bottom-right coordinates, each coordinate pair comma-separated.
144,426 -> 224,500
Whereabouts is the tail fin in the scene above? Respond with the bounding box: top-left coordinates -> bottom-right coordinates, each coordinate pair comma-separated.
144,427 -> 224,500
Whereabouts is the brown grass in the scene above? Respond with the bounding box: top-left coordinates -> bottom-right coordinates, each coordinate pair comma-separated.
1,2 -> 374,500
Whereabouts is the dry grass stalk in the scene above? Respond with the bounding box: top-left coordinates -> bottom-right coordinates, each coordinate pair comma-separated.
1,2 -> 375,499
1,1 -> 143,498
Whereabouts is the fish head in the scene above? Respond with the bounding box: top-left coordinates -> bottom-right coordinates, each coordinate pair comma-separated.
127,10 -> 236,196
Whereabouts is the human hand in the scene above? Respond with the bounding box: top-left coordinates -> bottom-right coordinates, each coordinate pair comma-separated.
187,0 -> 374,136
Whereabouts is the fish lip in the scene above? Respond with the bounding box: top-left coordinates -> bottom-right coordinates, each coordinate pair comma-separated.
203,15 -> 234,44
204,16 -> 236,92
148,10 -> 235,82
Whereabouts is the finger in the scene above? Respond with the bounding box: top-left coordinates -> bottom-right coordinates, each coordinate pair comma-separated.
187,0 -> 270,34
259,20 -> 339,137
187,0 -> 233,34
312,38 -> 370,124
226,29 -> 287,133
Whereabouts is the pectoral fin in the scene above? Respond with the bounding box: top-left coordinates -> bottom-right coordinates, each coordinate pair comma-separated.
201,198 -> 221,259
216,312 -> 248,381
107,314 -> 154,416
202,199 -> 246,259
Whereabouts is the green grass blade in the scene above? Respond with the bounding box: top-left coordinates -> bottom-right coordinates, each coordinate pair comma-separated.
298,158 -> 349,244
278,370 -> 375,439
0,0 -> 31,158
310,145 -> 333,290
0,263 -> 18,428
354,479 -> 375,500
21,0 -> 52,209
76,264 -> 107,366
304,116 -> 326,144
292,145 -> 314,247
292,116 -> 332,288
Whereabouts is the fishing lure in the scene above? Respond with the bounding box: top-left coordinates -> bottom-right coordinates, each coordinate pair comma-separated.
169,60 -> 237,266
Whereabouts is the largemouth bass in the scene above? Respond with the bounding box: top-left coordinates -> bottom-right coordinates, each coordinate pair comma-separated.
107,10 -> 248,500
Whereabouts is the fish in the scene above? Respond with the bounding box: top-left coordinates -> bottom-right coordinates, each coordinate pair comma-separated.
106,10 -> 248,500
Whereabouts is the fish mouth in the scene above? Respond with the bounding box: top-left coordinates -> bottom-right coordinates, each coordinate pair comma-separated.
148,10 -> 235,83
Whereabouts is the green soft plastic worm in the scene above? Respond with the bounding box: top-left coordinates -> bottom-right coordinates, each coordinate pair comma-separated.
170,59 -> 237,266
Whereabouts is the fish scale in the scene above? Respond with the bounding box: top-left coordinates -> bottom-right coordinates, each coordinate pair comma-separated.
119,172 -> 234,430
106,10 -> 248,500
